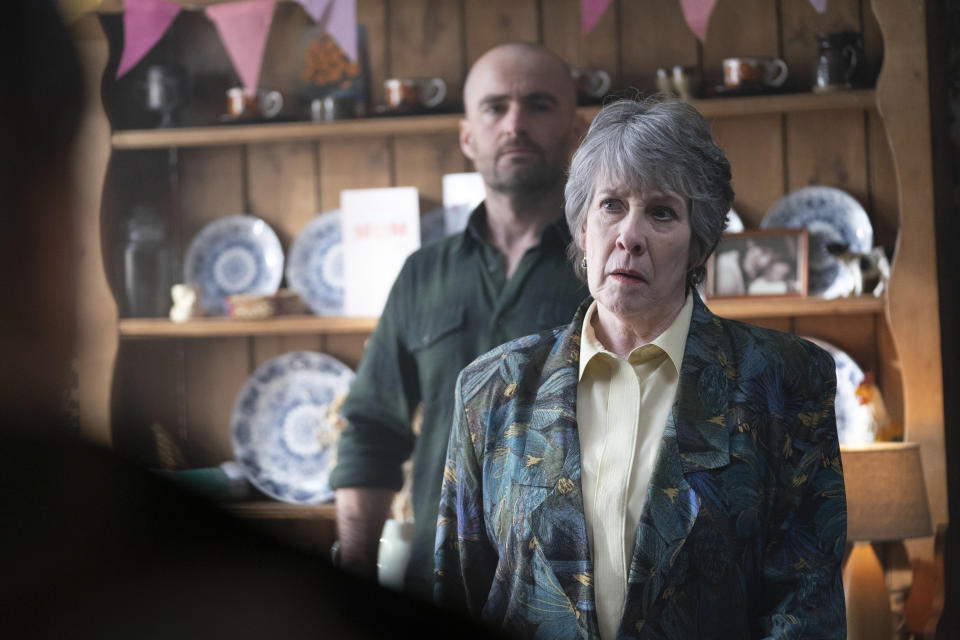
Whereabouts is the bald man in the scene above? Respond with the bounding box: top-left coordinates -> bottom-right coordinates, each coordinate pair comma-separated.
329,43 -> 588,598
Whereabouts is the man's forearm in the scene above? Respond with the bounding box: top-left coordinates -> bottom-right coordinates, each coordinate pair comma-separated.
334,487 -> 395,581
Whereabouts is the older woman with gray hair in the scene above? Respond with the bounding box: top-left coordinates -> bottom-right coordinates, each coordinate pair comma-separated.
434,97 -> 846,640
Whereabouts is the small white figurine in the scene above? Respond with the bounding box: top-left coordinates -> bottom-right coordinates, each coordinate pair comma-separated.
169,284 -> 198,323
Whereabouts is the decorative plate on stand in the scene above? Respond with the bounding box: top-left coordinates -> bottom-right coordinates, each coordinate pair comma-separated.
231,351 -> 355,504
803,337 -> 873,445
184,215 -> 284,315
286,210 -> 344,316
761,186 -> 872,298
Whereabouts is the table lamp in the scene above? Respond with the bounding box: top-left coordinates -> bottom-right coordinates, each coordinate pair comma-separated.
840,442 -> 932,640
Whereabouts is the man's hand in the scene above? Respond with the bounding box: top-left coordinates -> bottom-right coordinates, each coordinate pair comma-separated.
334,488 -> 395,581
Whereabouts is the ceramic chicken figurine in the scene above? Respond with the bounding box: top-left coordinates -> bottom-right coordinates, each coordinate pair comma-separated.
854,372 -> 902,441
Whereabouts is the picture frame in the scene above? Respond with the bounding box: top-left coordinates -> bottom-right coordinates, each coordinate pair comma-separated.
706,228 -> 809,299
296,24 -> 369,115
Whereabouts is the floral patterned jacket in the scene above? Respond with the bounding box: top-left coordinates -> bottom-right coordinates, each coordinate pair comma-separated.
434,294 -> 847,639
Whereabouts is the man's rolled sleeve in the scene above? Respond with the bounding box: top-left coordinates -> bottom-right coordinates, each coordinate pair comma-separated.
329,265 -> 418,492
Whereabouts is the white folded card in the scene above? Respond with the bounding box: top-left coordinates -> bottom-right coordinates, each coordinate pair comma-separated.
442,172 -> 486,235
341,187 -> 421,317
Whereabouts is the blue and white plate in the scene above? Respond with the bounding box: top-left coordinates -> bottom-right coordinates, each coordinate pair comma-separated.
231,351 -> 355,504
286,210 -> 343,316
761,186 -> 872,298
803,337 -> 873,445
184,215 -> 284,315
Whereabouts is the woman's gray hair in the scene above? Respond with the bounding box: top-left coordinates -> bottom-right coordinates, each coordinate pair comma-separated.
564,96 -> 734,288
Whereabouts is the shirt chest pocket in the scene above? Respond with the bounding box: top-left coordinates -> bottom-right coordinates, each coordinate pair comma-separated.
408,304 -> 467,400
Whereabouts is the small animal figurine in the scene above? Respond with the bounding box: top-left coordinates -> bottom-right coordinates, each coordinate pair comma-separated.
828,244 -> 891,297
169,284 -> 198,323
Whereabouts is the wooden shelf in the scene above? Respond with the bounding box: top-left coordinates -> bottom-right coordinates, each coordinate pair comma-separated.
706,295 -> 884,319
119,315 -> 378,338
119,296 -> 882,339
223,501 -> 336,520
111,90 -> 876,150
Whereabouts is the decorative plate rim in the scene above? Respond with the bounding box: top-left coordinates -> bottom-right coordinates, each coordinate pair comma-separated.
230,350 -> 355,504
760,186 -> 873,297
183,214 -> 284,314
285,209 -> 343,316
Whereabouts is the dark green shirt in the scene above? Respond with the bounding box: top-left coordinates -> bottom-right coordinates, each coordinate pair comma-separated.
329,204 -> 587,597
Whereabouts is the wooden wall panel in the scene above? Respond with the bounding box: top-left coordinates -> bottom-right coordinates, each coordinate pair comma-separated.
861,0 -> 884,89
167,11 -> 238,127
619,0 -> 698,96
877,316 -> 904,426
393,134 -> 466,212
359,0 -> 389,109
317,138 -> 392,212
246,138 -> 325,386
183,338 -> 250,465
463,0 -> 539,66
252,335 -> 324,365
177,146 -> 248,465
177,147 -> 246,240
710,115 -> 785,228
259,1 -> 315,112
321,334 -> 370,371
112,340 -> 185,467
387,0 -> 464,106
867,109 -> 899,250
702,0 -> 780,90
780,0 -> 861,92
247,141 -> 319,248
785,110 -> 868,201
543,0 -> 619,87
794,313 -> 877,377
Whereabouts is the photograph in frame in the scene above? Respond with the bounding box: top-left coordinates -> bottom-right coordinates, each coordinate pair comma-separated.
706,228 -> 809,299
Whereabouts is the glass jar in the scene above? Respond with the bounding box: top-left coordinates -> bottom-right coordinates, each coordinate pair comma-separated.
123,205 -> 171,317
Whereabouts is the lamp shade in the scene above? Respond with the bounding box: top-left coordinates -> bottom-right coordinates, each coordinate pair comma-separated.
840,442 -> 932,542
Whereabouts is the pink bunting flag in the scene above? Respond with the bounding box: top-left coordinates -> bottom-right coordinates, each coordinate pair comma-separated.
581,0 -> 613,35
809,0 -> 828,13
295,0 -> 357,63
294,0 -> 332,22
206,0 -> 276,94
116,0 -> 181,79
680,0 -> 718,43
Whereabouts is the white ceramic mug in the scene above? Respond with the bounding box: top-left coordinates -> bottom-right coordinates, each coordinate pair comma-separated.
377,518 -> 414,590
384,77 -> 446,109
722,57 -> 789,89
571,67 -> 611,99
226,87 -> 284,119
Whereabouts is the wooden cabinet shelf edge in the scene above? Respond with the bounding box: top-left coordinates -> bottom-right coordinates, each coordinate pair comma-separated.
111,90 -> 877,150
118,296 -> 884,339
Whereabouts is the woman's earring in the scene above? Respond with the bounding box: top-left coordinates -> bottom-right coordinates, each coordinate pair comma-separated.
581,257 -> 587,270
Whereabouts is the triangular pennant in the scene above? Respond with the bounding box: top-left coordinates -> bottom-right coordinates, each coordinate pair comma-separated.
324,0 -> 357,63
116,0 -> 181,78
581,0 -> 613,35
679,0 -> 718,43
57,0 -> 104,24
293,0 -> 333,22
809,0 -> 828,13
294,0 -> 357,62
206,1 -> 277,94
